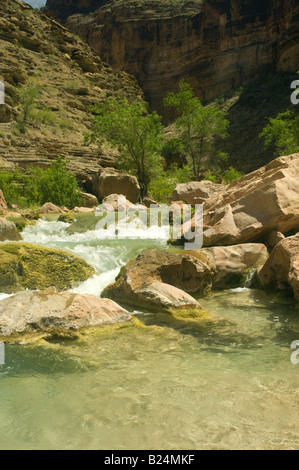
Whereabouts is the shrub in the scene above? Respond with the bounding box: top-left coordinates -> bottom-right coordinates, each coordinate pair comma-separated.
222,167 -> 243,184
148,163 -> 192,203
0,158 -> 82,209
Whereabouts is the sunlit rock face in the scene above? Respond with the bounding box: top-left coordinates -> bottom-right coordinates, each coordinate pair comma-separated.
45,0 -> 299,115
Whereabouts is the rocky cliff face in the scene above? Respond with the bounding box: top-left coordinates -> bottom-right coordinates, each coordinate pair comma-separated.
0,0 -> 142,187
46,0 -> 109,21
58,0 -> 299,115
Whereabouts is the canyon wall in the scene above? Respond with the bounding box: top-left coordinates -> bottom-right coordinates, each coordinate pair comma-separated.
47,0 -> 299,114
45,0 -> 109,21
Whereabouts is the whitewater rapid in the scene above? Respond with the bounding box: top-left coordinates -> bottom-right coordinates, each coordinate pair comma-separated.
14,217 -> 170,297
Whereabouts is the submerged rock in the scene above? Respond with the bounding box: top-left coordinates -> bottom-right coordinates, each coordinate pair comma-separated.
0,242 -> 96,294
0,291 -> 132,339
257,234 -> 299,301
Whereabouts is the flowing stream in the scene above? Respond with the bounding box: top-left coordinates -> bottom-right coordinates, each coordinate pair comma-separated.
0,217 -> 299,450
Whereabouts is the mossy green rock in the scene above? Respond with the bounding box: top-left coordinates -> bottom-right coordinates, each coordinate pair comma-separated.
0,243 -> 96,294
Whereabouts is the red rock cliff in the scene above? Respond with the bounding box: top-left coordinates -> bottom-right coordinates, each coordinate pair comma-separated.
48,0 -> 299,114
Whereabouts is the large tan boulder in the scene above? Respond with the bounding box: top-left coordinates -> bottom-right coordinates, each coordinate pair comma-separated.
181,154 -> 299,246
128,281 -> 207,317
0,190 -> 7,213
172,181 -> 226,205
41,202 -> 64,214
0,291 -> 132,339
0,218 -> 22,242
81,192 -> 99,208
0,242 -> 96,294
92,168 -> 140,203
102,249 -> 211,316
205,243 -> 268,289
102,244 -> 268,313
102,194 -> 134,212
257,235 -> 299,301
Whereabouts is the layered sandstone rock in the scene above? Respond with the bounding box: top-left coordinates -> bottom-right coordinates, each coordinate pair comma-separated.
172,181 -> 226,205
0,0 -> 142,184
0,290 -> 132,339
181,154 -> 299,247
257,235 -> 299,301
62,0 -> 299,115
46,0 -> 109,21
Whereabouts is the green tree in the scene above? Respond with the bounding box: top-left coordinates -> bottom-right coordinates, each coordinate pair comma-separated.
18,83 -> 41,124
260,110 -> 299,156
89,97 -> 164,198
164,80 -> 230,179
40,157 -> 82,208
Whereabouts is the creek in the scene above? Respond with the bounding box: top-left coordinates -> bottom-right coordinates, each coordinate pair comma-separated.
0,217 -> 298,450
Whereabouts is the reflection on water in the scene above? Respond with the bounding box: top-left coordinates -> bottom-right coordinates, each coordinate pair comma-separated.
0,219 -> 298,450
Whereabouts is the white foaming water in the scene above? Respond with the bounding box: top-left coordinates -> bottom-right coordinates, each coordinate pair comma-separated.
0,293 -> 13,301
14,216 -> 169,298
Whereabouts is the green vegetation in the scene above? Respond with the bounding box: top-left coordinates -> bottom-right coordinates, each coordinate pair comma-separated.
148,164 -> 192,203
89,97 -> 164,197
0,157 -> 82,209
15,82 -> 73,134
88,81 -> 242,202
260,110 -> 299,156
164,79 -> 230,179
222,166 -> 244,184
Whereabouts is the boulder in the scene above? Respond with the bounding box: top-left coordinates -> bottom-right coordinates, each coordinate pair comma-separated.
81,192 -> 99,208
134,281 -> 209,318
257,235 -> 299,301
204,243 -> 268,289
41,202 -> 64,214
143,196 -> 159,208
263,230 -> 285,250
74,206 -> 96,213
0,242 -> 96,294
0,218 -> 22,242
0,291 -> 132,339
102,244 -> 268,313
92,168 -> 140,203
0,190 -> 7,213
172,181 -> 226,205
181,154 -> 299,246
102,194 -> 134,212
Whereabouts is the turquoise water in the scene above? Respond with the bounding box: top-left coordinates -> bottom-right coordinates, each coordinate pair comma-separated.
0,219 -> 298,450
